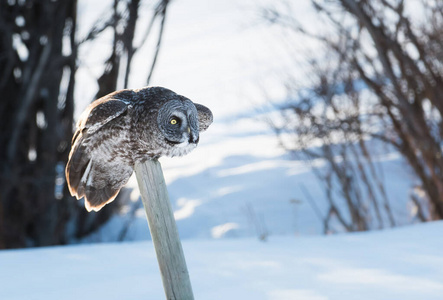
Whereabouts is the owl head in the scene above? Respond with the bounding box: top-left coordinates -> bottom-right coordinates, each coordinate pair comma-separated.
157,98 -> 200,154
134,87 -> 213,158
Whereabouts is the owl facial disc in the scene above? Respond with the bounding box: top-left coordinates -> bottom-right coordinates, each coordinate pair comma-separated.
157,99 -> 200,157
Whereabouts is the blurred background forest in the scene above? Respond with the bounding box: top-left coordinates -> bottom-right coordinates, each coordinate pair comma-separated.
1,0 -> 443,249
0,0 -> 169,248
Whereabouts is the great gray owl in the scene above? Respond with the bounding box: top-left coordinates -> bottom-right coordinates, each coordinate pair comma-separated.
65,86 -> 213,212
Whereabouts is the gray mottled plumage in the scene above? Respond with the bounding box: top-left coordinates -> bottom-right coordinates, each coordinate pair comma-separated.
65,86 -> 213,212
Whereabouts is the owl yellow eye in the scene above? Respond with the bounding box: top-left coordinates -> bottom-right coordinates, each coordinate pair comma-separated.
170,118 -> 178,125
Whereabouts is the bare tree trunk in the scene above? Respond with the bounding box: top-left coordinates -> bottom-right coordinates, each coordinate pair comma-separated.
0,0 -> 78,248
0,0 -> 171,248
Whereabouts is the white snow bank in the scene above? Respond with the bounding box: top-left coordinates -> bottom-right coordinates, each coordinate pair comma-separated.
1,221 -> 442,300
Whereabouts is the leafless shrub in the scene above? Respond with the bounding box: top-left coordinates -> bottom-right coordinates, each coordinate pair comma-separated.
263,0 -> 443,231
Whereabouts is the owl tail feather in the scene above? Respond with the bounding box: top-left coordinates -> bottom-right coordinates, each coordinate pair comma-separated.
83,184 -> 120,212
66,133 -> 121,212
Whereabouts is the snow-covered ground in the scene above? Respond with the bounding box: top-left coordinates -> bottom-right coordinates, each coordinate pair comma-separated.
2,1 -> 436,299
83,129 -> 415,243
74,0 -> 418,243
2,221 -> 443,300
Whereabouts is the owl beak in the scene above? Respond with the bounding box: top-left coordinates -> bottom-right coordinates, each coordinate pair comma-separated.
187,127 -> 199,144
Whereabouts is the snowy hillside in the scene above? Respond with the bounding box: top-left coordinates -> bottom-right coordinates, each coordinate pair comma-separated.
73,0 -> 418,243
81,118 -> 415,243
75,0 -> 417,244
1,221 -> 442,300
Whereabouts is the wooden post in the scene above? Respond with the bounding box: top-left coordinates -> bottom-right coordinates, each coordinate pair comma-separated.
135,159 -> 194,300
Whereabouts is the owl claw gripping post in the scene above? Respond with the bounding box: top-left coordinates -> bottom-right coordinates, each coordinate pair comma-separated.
65,87 -> 213,212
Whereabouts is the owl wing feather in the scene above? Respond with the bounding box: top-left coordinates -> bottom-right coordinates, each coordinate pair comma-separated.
66,131 -> 89,197
79,98 -> 129,134
81,160 -> 124,212
66,98 -> 130,211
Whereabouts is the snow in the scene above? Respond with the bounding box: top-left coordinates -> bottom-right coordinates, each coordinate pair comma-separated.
73,0 -> 418,243
2,1 -> 438,299
1,221 -> 443,300
83,133 -> 414,242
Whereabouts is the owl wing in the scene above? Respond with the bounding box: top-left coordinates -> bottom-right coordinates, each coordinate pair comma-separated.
78,98 -> 129,134
194,103 -> 213,131
66,98 -> 129,209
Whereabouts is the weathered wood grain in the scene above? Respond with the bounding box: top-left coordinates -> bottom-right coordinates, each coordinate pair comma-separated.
135,159 -> 194,300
